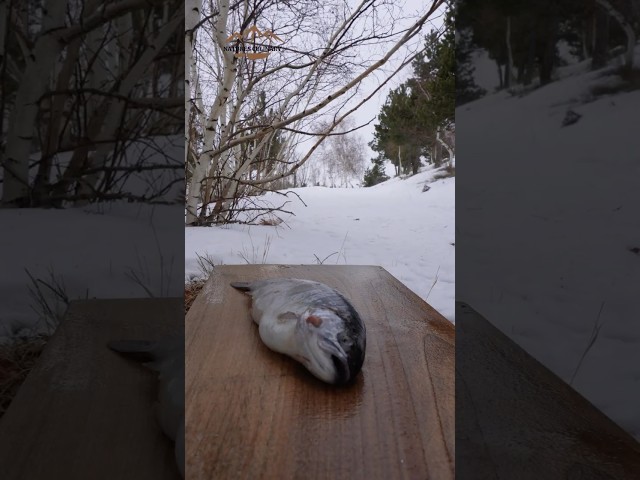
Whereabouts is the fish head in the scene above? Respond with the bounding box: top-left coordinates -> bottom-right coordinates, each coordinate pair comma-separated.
295,308 -> 365,386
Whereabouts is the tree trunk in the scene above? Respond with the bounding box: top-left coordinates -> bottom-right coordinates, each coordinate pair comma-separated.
505,16 -> 515,88
524,28 -> 536,85
0,0 -> 8,143
592,8 -> 610,69
32,37 -> 83,206
595,0 -> 636,71
186,0 -> 236,224
74,12 -> 183,206
538,11 -> 558,85
436,128 -> 454,165
581,19 -> 589,60
1,0 -> 67,206
185,0 -> 200,166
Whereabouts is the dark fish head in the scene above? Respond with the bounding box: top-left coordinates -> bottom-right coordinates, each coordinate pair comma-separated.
297,308 -> 366,386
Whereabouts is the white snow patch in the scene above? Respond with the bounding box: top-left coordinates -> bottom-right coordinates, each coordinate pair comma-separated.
0,203 -> 183,342
457,63 -> 640,439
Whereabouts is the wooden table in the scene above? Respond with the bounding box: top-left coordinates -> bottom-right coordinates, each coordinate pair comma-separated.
0,298 -> 183,480
456,302 -> 640,479
185,265 -> 455,479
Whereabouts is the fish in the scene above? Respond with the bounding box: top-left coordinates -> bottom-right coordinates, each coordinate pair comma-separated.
108,336 -> 185,478
231,278 -> 366,385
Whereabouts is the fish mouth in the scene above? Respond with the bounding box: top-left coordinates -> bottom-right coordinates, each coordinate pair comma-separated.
295,311 -> 360,385
296,333 -> 350,385
318,337 -> 350,385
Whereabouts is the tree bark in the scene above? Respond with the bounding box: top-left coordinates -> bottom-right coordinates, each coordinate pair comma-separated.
538,11 -> 558,85
32,37 -> 83,206
185,0 -> 200,166
186,0 -> 237,224
74,12 -> 183,205
436,128 -> 454,166
188,0 -> 444,224
1,0 -> 66,206
505,16 -> 515,88
592,8 -> 610,69
595,0 -> 636,71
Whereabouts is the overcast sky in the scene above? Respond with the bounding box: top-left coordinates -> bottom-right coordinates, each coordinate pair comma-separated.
347,0 -> 447,162
198,1 -> 446,167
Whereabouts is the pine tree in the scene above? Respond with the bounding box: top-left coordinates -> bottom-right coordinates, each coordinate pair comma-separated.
370,3 -> 455,172
370,84 -> 423,175
363,155 -> 390,187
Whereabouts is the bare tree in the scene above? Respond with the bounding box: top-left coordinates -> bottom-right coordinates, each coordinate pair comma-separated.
186,0 -> 445,225
293,153 -> 311,187
436,122 -> 455,166
317,119 -> 367,187
1,0 -> 184,208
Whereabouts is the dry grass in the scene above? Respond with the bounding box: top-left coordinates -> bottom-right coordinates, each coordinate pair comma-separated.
185,252 -> 217,314
0,268 -> 68,419
258,216 -> 283,226
432,164 -> 456,181
426,266 -> 441,301
0,335 -> 48,419
589,67 -> 640,98
570,301 -> 606,386
185,278 -> 206,315
238,233 -> 272,264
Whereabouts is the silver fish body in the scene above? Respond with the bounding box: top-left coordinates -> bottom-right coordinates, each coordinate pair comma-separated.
231,278 -> 366,385
108,336 -> 185,478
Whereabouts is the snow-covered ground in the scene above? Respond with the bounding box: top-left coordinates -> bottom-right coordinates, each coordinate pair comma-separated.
0,135 -> 184,342
458,56 -> 640,439
185,167 -> 455,321
0,204 -> 184,343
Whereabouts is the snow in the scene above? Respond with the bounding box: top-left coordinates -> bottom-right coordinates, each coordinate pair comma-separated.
469,48 -> 500,92
0,158 -> 455,345
0,203 -> 184,342
0,134 -> 186,341
457,57 -> 640,439
0,134 -> 185,342
185,166 -> 455,322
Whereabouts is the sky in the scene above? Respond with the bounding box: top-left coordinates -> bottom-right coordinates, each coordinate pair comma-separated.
344,0 -> 447,162
195,0 -> 447,170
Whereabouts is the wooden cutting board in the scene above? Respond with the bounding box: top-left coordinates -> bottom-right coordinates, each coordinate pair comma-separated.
456,302 -> 640,479
0,298 -> 183,480
185,265 -> 455,480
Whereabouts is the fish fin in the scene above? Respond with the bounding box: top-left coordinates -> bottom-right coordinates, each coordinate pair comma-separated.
277,311 -> 299,323
230,281 -> 252,292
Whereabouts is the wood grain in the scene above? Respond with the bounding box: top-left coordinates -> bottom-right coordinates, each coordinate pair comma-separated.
456,302 -> 640,479
0,298 -> 183,480
185,265 -> 455,480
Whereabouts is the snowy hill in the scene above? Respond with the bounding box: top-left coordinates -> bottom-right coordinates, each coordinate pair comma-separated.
186,166 -> 455,321
0,203 -> 184,342
457,59 -> 640,439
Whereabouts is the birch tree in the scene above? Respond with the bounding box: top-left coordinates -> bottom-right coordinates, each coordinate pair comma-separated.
2,0 -> 67,206
186,0 -> 445,225
1,0 -> 184,208
317,119 -> 367,187
595,0 -> 637,71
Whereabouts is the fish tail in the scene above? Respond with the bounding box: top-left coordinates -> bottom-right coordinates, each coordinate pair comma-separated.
230,281 -> 252,292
